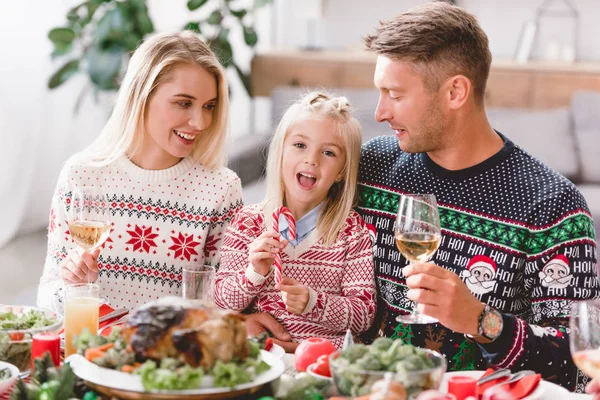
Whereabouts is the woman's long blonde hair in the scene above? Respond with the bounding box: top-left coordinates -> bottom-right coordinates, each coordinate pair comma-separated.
264,92 -> 362,246
77,31 -> 229,169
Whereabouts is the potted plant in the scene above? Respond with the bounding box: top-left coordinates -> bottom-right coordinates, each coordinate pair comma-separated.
47,0 -> 271,106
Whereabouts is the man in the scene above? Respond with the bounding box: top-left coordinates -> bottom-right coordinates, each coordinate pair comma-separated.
245,2 -> 599,393
356,1 -> 598,393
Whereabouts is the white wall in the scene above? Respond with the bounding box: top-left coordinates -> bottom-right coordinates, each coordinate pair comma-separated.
274,0 -> 600,62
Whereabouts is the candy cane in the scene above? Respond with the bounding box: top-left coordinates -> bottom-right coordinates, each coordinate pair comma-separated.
272,206 -> 296,285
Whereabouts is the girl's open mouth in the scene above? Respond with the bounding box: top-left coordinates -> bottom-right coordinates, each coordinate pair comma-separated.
297,172 -> 317,189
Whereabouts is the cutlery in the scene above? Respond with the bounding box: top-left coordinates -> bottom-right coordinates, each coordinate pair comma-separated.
486,370 -> 536,389
477,368 -> 511,385
99,308 -> 128,323
98,313 -> 129,335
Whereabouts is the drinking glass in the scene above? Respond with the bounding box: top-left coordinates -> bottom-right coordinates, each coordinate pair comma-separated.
64,283 -> 100,357
395,194 -> 442,324
182,265 -> 216,305
570,299 -> 600,379
68,187 -> 111,282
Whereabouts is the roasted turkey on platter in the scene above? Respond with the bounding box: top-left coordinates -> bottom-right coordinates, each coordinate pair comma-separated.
119,297 -> 249,369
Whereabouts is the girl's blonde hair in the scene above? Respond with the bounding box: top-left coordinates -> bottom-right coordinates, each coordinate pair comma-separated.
264,92 -> 362,246
77,31 -> 229,169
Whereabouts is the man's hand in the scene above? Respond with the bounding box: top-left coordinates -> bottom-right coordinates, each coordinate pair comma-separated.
277,277 -> 310,315
586,377 -> 600,400
243,312 -> 298,353
404,262 -> 485,336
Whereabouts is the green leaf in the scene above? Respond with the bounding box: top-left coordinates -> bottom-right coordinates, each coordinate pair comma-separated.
187,0 -> 208,11
54,363 -> 76,399
207,10 -> 223,25
210,38 -> 233,67
135,9 -> 154,34
128,0 -> 146,11
233,62 -> 252,97
243,26 -> 257,46
229,8 -> 247,18
123,32 -> 142,51
183,22 -> 201,33
48,27 -> 75,44
219,28 -> 230,40
254,0 -> 272,8
95,7 -> 124,43
51,41 -> 73,58
86,44 -> 123,90
48,59 -> 80,89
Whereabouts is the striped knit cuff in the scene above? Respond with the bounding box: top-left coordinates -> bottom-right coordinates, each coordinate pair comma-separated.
244,264 -> 272,286
302,287 -> 319,315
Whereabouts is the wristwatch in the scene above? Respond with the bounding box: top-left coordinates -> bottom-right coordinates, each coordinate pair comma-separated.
467,304 -> 503,344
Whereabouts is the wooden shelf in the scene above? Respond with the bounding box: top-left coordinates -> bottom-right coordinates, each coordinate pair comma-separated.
251,49 -> 600,108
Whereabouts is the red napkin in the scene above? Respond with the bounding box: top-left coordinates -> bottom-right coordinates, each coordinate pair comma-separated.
476,368 -> 541,399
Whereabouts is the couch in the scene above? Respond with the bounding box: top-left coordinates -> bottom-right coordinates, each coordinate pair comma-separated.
229,87 -> 600,246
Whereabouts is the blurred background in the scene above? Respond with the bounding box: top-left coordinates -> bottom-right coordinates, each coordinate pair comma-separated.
1,0 -> 599,305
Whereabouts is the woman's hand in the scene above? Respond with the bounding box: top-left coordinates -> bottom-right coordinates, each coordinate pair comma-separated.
248,231 -> 288,276
60,248 -> 100,284
278,277 -> 310,315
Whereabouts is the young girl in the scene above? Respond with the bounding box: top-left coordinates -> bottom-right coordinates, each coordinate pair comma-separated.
38,31 -> 242,312
215,92 -> 377,348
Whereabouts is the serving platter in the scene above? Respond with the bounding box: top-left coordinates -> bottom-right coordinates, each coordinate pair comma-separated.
67,350 -> 285,400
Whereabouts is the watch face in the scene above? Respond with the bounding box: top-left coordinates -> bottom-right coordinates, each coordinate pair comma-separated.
484,309 -> 503,338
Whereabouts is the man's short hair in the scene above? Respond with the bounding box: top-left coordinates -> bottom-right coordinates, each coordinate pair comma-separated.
363,2 -> 492,104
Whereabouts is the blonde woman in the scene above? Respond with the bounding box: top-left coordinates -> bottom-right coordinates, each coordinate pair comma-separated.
38,31 -> 242,312
215,92 -> 377,349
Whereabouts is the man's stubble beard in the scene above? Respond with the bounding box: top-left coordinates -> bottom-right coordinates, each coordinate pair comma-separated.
398,97 -> 448,154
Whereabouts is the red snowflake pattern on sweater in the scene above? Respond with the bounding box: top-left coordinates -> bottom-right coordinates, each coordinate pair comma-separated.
203,234 -> 220,259
126,225 -> 158,253
169,232 -> 200,261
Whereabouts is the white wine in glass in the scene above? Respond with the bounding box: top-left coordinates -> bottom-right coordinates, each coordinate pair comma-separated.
395,194 -> 441,324
68,187 -> 111,281
570,300 -> 600,379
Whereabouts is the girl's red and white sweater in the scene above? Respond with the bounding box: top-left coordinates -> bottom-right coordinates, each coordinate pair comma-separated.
215,203 -> 378,348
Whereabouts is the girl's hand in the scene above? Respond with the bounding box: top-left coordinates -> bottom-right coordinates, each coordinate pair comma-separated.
248,231 -> 288,276
60,248 -> 100,284
277,277 -> 310,314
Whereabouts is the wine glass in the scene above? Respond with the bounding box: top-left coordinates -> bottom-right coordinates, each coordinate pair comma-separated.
67,187 -> 111,282
570,300 -> 600,379
395,194 -> 441,324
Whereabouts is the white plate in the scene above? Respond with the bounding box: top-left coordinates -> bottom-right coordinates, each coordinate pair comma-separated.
66,349 -> 285,397
269,343 -> 285,359
0,361 -> 19,395
441,371 -> 570,400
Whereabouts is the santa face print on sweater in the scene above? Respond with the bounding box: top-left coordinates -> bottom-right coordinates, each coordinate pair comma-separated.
539,255 -> 573,289
460,255 -> 497,295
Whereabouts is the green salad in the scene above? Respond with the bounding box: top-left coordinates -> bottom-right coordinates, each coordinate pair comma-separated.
74,329 -> 271,392
331,338 -> 442,397
0,309 -> 58,331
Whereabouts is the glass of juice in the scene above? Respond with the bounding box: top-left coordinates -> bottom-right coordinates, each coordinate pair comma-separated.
64,283 -> 100,357
570,299 -> 600,379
